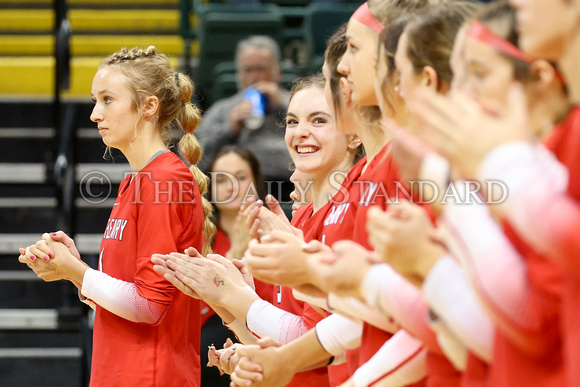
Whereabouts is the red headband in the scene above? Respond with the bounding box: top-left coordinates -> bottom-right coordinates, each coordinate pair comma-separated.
467,20 -> 565,83
467,20 -> 534,63
352,2 -> 384,34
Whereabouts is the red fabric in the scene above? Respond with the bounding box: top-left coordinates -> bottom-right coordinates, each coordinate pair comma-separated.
481,117 -> 570,387
543,107 -> 580,386
349,146 -> 447,385
313,156 -> 366,246
91,152 -> 203,386
348,147 -> 420,376
312,156 -> 368,385
478,222 -> 564,387
256,200 -> 330,387
460,353 -> 489,387
425,352 -> 459,387
352,2 -> 384,34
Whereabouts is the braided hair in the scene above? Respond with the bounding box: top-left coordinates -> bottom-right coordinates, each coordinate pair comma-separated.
103,46 -> 215,255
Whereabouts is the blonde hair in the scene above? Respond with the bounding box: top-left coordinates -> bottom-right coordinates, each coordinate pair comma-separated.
103,46 -> 215,255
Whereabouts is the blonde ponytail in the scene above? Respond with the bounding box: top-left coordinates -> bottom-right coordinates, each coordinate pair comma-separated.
175,74 -> 215,255
105,46 -> 216,254
180,133 -> 216,255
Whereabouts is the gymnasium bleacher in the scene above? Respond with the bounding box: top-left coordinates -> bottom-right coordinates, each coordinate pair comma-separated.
0,0 -> 356,385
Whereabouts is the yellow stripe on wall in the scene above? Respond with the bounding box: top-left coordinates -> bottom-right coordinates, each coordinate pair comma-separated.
0,56 -> 179,96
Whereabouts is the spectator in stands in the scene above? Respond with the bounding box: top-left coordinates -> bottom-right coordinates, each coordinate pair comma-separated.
195,36 -> 293,201
200,145 -> 273,387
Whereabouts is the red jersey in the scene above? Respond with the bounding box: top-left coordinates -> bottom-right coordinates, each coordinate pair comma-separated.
486,223 -> 564,387
479,112 -> 579,387
543,107 -> 580,386
315,156 -> 366,247
262,202 -> 330,387
339,145 -> 437,386
310,157 -> 367,384
461,353 -> 489,387
91,152 -> 203,387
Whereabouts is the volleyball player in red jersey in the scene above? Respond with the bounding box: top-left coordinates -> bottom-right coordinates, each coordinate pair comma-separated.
493,1 -> 580,383
305,5 -> 482,387
19,46 -> 214,386
233,3 -> 444,386
407,0 -> 580,384
151,73 -> 362,387
378,1 -> 573,386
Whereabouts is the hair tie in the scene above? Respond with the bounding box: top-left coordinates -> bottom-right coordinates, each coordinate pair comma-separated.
175,72 -> 180,87
352,2 -> 384,34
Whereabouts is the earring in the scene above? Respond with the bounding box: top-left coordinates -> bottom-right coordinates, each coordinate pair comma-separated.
394,86 -> 399,92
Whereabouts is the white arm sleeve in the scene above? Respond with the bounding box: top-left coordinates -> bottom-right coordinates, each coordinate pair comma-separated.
224,318 -> 258,345
81,268 -> 166,325
246,299 -> 308,344
315,313 -> 363,356
352,330 -> 427,387
360,264 -> 441,353
422,256 -> 494,363
478,141 -> 567,201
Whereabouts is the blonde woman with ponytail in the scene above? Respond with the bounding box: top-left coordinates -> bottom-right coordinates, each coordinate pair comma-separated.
19,46 -> 210,386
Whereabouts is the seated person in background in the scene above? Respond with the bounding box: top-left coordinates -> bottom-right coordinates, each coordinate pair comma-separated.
200,145 -> 274,387
196,36 -> 293,201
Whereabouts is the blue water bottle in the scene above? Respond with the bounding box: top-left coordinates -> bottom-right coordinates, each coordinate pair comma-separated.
243,87 -> 267,130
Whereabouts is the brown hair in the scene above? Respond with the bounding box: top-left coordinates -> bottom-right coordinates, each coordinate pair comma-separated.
289,72 -> 365,164
378,16 -> 410,115
404,2 -> 481,90
368,0 -> 447,26
473,1 -> 536,82
289,73 -> 327,103
324,25 -> 382,135
366,0 -> 442,120
324,23 -> 348,118
206,145 -> 266,230
103,46 -> 215,255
